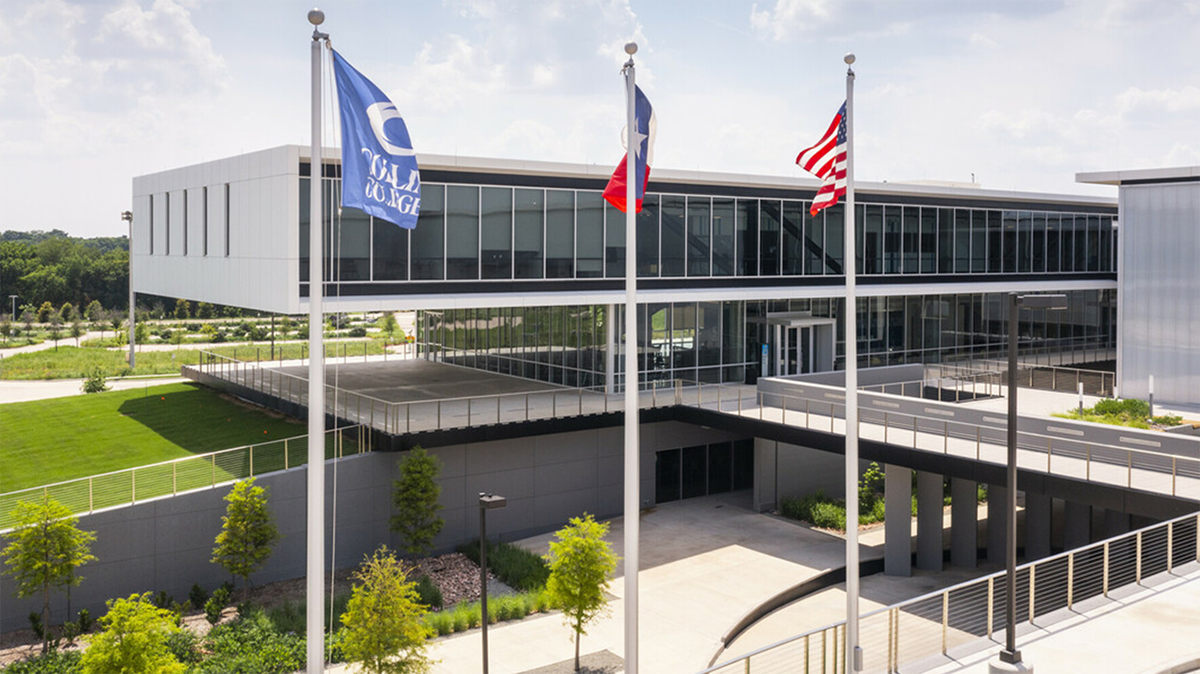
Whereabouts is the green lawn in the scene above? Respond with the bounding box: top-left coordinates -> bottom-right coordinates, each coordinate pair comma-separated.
0,382 -> 305,494
0,341 -> 389,380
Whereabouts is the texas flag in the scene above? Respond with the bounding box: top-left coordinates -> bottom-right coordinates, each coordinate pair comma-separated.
603,86 -> 656,214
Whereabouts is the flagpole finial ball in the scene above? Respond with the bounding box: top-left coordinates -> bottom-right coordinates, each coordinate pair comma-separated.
308,8 -> 325,25
844,53 -> 856,65
625,42 -> 638,55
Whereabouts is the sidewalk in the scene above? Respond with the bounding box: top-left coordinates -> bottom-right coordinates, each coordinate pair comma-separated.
0,375 -> 188,404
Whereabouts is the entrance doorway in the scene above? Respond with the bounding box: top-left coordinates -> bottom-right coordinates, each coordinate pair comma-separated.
766,315 -> 835,377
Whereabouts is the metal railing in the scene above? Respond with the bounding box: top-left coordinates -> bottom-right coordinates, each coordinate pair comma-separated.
939,358 -> 1116,398
0,425 -> 367,531
698,510 -> 1200,674
679,381 -> 1200,501
191,351 -> 697,436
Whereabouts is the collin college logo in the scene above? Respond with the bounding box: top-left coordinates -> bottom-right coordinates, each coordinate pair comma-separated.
360,102 -> 420,215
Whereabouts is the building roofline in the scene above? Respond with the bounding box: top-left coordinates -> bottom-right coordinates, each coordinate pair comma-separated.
1077,166 -> 1200,186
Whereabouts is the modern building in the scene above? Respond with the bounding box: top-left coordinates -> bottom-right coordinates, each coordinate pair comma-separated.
132,145 -> 1117,393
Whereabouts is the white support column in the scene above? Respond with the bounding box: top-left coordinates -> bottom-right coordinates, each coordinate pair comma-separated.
916,471 -> 943,571
606,303 -> 616,394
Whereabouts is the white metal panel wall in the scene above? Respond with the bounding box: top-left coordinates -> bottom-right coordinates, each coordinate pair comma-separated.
1119,182 -> 1200,406
131,146 -> 301,314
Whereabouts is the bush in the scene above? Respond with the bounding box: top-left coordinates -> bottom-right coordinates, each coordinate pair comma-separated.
79,593 -> 185,674
205,585 -> 231,625
456,539 -> 550,592
348,326 -> 368,338
2,650 -> 83,674
196,608 -> 305,674
414,574 -> 444,610
189,583 -> 209,608
81,366 -> 109,393
164,629 -> 203,665
266,592 -> 351,636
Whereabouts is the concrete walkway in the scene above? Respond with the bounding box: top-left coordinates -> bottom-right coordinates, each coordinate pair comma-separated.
0,375 -> 188,404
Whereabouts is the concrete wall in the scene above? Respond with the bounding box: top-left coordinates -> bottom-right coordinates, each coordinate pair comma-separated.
753,438 -> 867,511
0,420 -> 745,632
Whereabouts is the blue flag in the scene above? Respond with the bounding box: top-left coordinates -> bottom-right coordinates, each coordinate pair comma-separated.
332,50 -> 420,229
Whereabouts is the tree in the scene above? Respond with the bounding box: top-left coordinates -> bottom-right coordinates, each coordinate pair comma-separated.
70,321 -> 84,346
389,448 -> 444,558
211,478 -> 280,591
1,499 -> 97,653
378,312 -> 399,344
339,545 -> 434,674
21,309 -> 34,332
544,514 -> 618,672
173,298 -> 191,320
48,317 -> 62,352
79,593 -> 184,674
0,319 -> 10,345
195,301 -> 214,319
134,321 -> 149,351
84,299 -> 103,323
109,311 -> 124,334
58,302 -> 74,323
36,301 -> 53,323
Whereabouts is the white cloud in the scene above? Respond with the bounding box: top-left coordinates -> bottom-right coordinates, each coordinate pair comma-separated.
1115,86 -> 1200,114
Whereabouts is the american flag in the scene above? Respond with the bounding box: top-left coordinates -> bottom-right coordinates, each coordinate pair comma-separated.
796,102 -> 847,217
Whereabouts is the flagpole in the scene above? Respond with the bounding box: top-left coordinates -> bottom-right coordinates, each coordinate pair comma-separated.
843,52 -> 862,673
621,41 -> 641,674
306,9 -> 328,674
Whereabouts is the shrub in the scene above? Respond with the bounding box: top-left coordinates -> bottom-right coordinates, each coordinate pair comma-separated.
79,593 -> 184,674
196,608 -> 305,674
189,583 -> 209,608
77,608 -> 93,634
457,539 -> 550,592
80,369 -> 110,394
2,650 -> 83,674
205,585 -> 232,625
266,592 -> 351,636
339,545 -> 434,674
414,574 -> 444,610
348,326 -> 368,338
164,629 -> 203,665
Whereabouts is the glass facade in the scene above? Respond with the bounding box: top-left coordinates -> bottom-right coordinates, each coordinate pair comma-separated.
300,177 -> 1117,283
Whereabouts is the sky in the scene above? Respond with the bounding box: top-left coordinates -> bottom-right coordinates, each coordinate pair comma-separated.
2,0 -> 1198,239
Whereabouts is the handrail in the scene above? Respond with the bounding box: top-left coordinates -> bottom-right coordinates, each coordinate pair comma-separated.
0,425 -> 368,531
697,509 -> 1200,674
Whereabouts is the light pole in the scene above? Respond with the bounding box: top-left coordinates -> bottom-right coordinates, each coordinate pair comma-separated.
478,492 -> 507,674
122,210 -> 135,368
994,293 -> 1066,674
9,295 -> 16,322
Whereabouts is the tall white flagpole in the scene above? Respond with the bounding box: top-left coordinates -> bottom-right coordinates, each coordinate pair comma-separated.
621,41 -> 641,674
843,52 -> 861,673
306,9 -> 328,674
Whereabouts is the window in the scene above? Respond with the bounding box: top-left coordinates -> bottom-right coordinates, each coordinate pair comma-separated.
759,200 -> 781,275
149,194 -> 155,255
687,197 -> 712,276
576,191 -> 604,278
182,189 -> 188,256
480,187 -> 511,279
637,195 -> 660,277
411,184 -> 445,279
223,184 -> 230,257
712,198 -> 734,276
660,195 -> 686,277
202,186 -> 208,256
545,190 -> 574,278
446,185 -> 480,279
781,201 -> 804,275
736,199 -> 758,276
165,192 -> 171,255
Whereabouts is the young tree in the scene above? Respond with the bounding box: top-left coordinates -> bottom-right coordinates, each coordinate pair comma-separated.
134,321 -> 149,352
21,309 -> 35,332
0,319 -> 10,345
389,447 -> 444,558
36,301 -> 54,323
211,478 -> 280,591
48,317 -> 62,351
378,312 -> 399,345
1,499 -> 97,653
84,299 -> 103,323
58,302 -> 74,323
173,298 -> 191,320
70,321 -> 84,346
79,593 -> 184,674
195,301 -> 214,319
108,310 -> 123,334
340,545 -> 434,674
544,514 -> 618,672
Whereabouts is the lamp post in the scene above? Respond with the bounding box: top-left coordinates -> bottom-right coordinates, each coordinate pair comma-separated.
9,295 -> 16,322
122,210 -> 134,368
993,293 -> 1066,674
478,492 -> 507,674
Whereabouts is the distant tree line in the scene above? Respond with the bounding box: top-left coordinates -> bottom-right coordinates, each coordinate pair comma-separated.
1,230 -> 129,313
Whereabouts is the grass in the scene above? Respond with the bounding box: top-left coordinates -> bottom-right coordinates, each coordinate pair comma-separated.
1052,397 -> 1182,429
0,382 -> 305,494
0,341 -> 391,380
456,539 -> 551,592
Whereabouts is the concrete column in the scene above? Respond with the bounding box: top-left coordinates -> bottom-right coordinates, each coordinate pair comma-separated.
1103,508 -> 1130,538
1064,500 -> 1091,550
916,470 -> 943,571
605,304 -> 616,394
884,464 -> 912,576
987,484 -> 1007,565
753,439 -> 777,513
1025,491 -> 1052,561
950,478 -> 978,568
